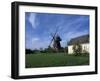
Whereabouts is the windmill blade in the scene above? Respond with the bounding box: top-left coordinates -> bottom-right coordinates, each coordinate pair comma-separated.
48,37 -> 54,47
49,33 -> 56,46
54,26 -> 61,36
49,32 -> 57,47
48,26 -> 61,47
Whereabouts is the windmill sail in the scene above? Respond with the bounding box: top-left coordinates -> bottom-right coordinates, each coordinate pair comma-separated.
49,26 -> 61,47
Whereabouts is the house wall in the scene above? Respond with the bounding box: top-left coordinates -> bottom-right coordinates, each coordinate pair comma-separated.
68,45 -> 74,54
82,43 -> 89,53
68,43 -> 89,54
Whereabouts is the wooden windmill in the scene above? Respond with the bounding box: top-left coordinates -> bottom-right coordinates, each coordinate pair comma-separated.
48,27 -> 62,51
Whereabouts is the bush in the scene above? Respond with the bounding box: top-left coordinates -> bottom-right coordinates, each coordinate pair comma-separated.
26,49 -> 34,54
73,43 -> 82,56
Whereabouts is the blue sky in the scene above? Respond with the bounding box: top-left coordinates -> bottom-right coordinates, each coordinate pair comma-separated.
25,12 -> 89,50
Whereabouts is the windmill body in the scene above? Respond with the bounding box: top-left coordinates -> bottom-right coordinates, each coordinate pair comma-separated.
49,27 -> 62,51
53,35 -> 62,51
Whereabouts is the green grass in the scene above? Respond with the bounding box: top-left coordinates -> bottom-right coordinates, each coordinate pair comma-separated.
25,53 -> 89,68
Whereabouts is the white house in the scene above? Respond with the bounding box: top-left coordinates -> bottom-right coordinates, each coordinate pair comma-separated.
68,34 -> 89,54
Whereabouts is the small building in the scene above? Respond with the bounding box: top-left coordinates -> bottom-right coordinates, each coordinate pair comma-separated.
68,34 -> 89,54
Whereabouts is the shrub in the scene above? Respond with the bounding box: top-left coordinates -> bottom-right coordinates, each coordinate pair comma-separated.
73,43 -> 82,56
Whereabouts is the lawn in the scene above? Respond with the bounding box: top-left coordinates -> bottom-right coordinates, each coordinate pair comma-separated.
25,53 -> 89,68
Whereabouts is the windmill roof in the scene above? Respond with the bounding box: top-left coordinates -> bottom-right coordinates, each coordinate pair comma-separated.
68,34 -> 89,45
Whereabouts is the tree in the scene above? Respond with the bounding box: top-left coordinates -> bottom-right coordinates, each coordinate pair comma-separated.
64,47 -> 68,54
73,43 -> 82,56
26,49 -> 34,54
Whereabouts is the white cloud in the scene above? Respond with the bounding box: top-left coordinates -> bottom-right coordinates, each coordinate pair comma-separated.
63,30 -> 89,42
59,16 -> 88,33
60,30 -> 89,47
31,37 -> 49,50
32,37 -> 39,42
29,13 -> 37,29
69,30 -> 88,39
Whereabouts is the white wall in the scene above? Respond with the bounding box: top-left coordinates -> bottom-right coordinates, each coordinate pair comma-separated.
68,45 -> 74,54
82,43 -> 89,53
0,0 -> 99,81
68,43 -> 89,54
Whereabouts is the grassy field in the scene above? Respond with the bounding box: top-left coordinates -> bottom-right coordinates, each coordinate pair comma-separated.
25,53 -> 89,68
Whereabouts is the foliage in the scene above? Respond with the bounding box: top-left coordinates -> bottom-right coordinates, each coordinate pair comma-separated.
26,49 -> 40,54
26,49 -> 34,54
26,46 -> 68,54
64,47 -> 68,53
73,43 -> 82,56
